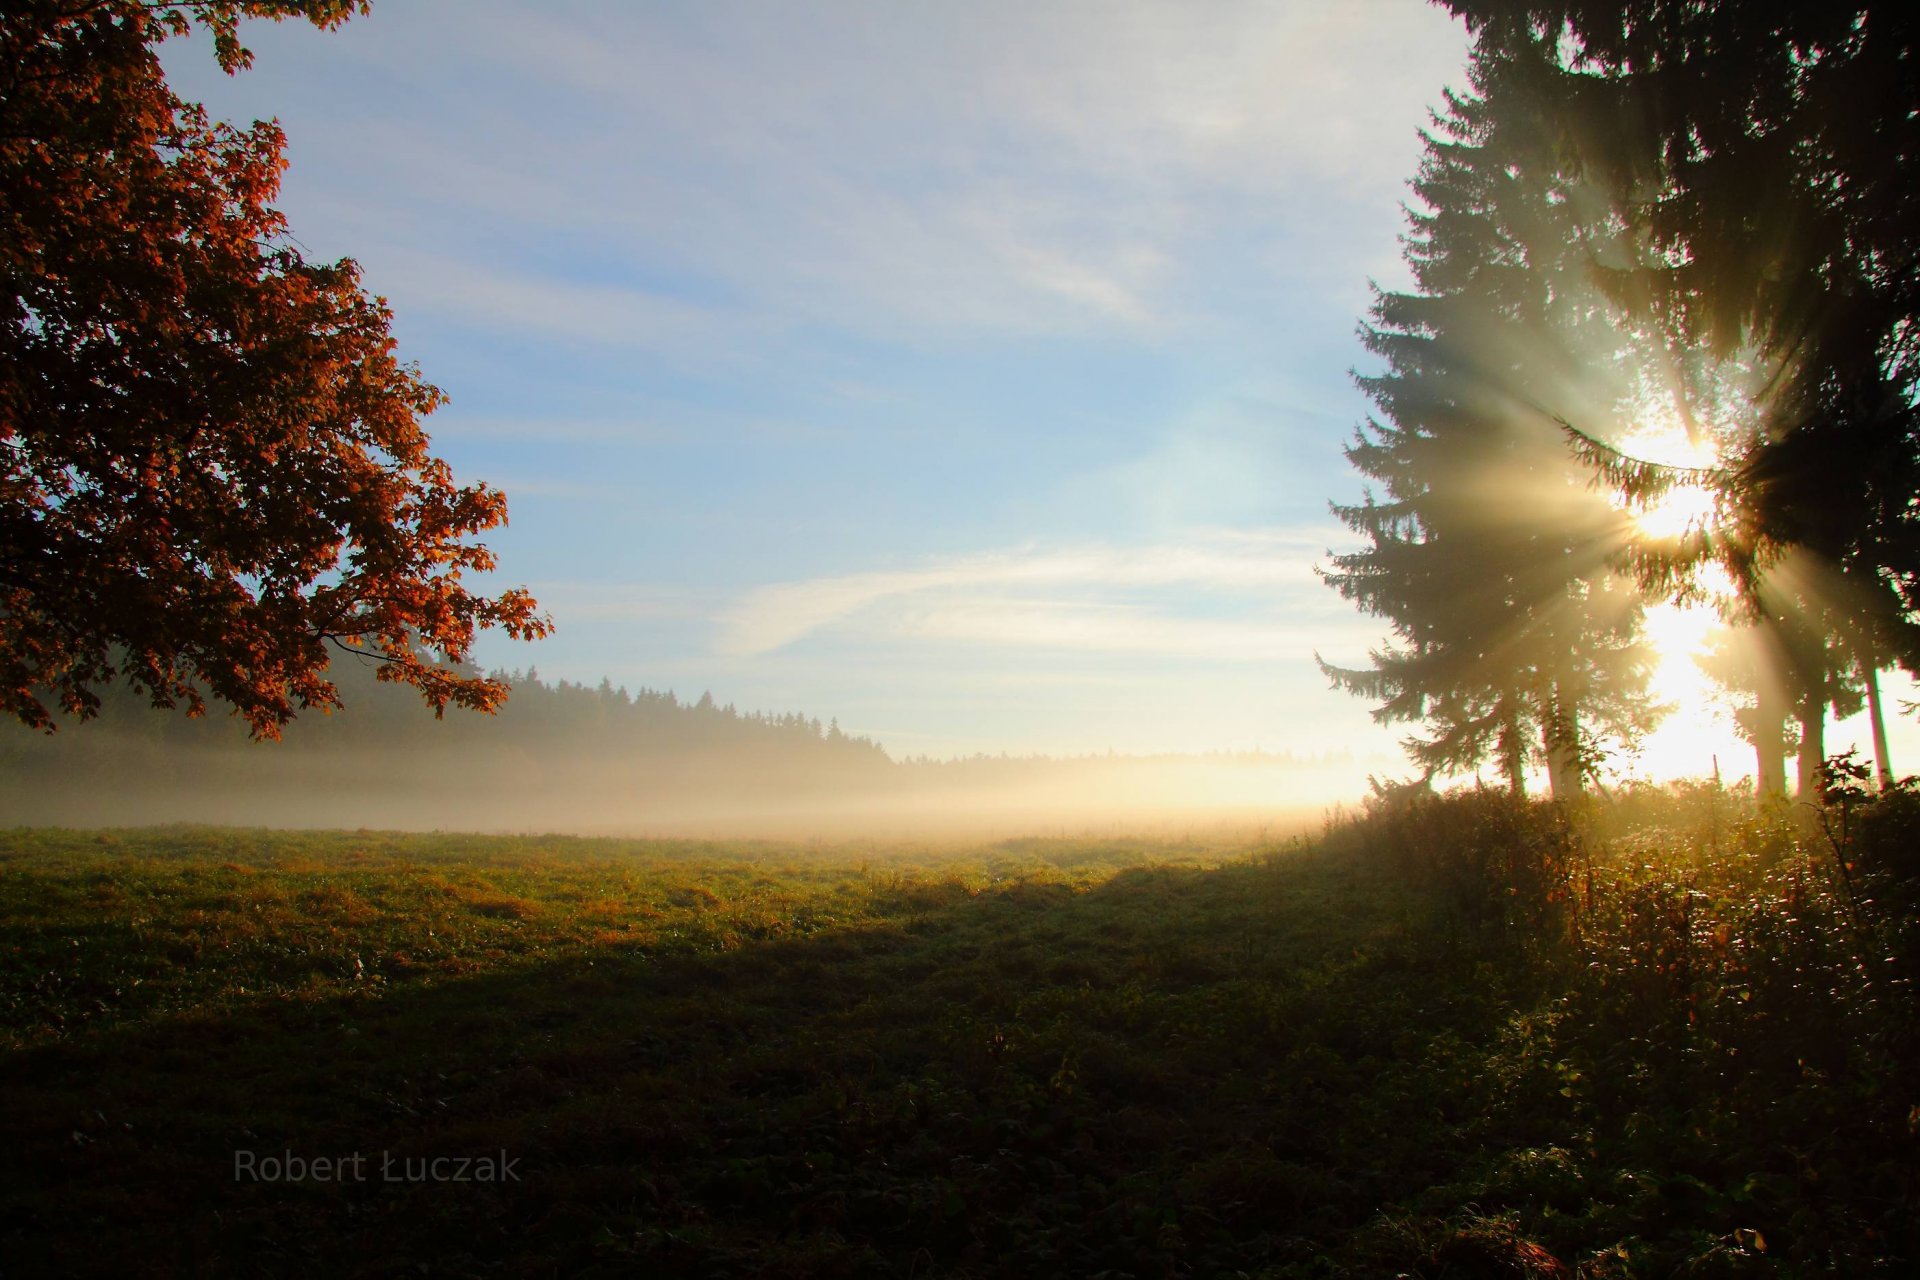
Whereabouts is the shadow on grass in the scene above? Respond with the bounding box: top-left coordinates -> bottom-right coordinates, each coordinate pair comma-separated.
1,849 -> 1513,1278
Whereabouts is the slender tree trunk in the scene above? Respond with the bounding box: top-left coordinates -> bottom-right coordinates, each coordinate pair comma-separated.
1546,747 -> 1579,801
1755,738 -> 1787,798
1543,691 -> 1581,801
1754,683 -> 1789,798
1500,707 -> 1527,799
1864,662 -> 1894,790
1796,700 -> 1826,801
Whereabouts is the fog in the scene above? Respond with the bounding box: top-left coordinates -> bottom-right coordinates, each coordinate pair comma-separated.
0,741 -> 1350,843
0,668 -> 1370,841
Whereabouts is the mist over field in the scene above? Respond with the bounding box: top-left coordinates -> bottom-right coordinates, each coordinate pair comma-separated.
0,666 -> 1353,839
0,755 -> 1337,840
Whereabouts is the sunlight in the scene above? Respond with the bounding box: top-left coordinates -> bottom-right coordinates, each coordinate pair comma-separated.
1629,598 -> 1741,781
1599,416 -> 1748,779
1631,481 -> 1717,540
1623,562 -> 1745,783
1614,415 -> 1718,469
1613,414 -> 1721,542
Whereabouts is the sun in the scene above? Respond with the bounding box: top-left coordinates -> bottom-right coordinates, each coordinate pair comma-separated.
1630,587 -> 1747,782
1632,481 -> 1717,541
1612,414 -> 1722,543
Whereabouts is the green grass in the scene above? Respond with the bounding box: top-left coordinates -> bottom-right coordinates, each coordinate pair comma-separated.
0,803 -> 1914,1276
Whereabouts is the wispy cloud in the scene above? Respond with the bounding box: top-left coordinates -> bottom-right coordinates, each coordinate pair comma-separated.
366,250 -> 742,351
715,529 -> 1349,657
892,598 -> 1348,662
209,0 -> 1465,350
998,240 -> 1161,326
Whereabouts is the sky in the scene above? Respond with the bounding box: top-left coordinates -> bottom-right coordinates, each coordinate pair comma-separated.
161,0 -> 1919,782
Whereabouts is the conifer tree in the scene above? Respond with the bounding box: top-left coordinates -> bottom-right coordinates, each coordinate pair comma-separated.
1442,0 -> 1920,794
1321,45 -> 1656,797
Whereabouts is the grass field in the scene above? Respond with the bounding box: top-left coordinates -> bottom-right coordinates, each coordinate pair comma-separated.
2,792 -> 1915,1277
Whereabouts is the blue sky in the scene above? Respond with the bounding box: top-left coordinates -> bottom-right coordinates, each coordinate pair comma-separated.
166,0 -> 1477,762
177,0 -> 1915,783
164,1 -> 1920,782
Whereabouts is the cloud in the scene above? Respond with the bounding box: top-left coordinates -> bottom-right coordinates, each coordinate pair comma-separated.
892,598 -> 1351,662
198,0 -> 1466,349
998,240 -> 1160,325
714,529 -> 1351,657
364,250 -> 742,352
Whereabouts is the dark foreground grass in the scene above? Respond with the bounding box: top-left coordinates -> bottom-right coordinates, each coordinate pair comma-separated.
0,802 -> 1914,1277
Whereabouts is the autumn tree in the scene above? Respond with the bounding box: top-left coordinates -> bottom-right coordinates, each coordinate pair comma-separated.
1321,45 -> 1656,799
0,0 -> 548,737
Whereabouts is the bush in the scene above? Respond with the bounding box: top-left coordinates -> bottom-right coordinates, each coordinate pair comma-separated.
1328,775 -> 1920,1272
1329,784 -> 1578,935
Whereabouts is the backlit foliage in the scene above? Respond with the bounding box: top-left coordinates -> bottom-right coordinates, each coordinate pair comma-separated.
0,1 -> 549,736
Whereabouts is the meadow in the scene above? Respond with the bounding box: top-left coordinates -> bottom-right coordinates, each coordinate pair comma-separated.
1,784 -> 1915,1277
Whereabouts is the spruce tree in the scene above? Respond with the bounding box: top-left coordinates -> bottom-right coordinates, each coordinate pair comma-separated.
1322,44 -> 1656,797
1444,1 -> 1920,794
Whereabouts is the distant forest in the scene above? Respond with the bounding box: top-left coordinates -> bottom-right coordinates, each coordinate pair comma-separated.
0,665 -> 1347,833
0,663 -> 888,830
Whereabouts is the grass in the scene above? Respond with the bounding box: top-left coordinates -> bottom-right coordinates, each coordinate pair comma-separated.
0,796 -> 1914,1277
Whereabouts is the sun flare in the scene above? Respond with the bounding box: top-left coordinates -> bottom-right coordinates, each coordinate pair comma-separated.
1613,415 -> 1722,543
1632,482 -> 1717,540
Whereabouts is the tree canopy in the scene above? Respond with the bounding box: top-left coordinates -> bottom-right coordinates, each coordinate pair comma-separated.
1,0 -> 548,737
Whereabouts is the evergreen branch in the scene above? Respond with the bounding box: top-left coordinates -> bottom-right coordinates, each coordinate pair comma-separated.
1554,416 -> 1725,505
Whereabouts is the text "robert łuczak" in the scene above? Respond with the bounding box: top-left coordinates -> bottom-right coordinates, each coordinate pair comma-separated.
234,1150 -> 520,1183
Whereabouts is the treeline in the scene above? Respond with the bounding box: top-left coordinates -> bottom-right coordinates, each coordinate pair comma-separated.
23,660 -> 885,757
1323,1 -> 1920,801
0,662 -> 892,830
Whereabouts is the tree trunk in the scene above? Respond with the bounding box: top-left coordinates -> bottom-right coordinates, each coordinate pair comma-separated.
1865,662 -> 1894,790
1543,691 -> 1581,802
1500,708 -> 1527,799
1796,703 -> 1826,801
1755,738 -> 1787,798
1754,681 -> 1789,798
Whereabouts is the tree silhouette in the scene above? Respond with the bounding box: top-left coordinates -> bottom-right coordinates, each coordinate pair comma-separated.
1445,0 -> 1920,792
1,1 -> 548,737
1321,47 -> 1656,798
